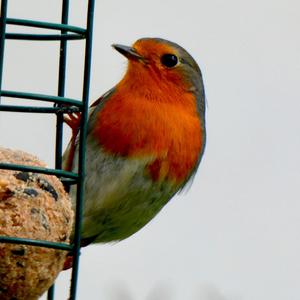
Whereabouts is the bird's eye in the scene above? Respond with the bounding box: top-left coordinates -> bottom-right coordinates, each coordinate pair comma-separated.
160,54 -> 178,68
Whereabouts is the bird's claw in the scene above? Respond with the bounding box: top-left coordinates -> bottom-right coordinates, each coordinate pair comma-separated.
64,112 -> 81,128
64,112 -> 81,135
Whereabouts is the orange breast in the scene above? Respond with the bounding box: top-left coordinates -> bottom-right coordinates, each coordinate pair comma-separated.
93,88 -> 203,184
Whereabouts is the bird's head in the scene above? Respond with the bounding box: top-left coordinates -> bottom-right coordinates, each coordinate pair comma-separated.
112,38 -> 205,114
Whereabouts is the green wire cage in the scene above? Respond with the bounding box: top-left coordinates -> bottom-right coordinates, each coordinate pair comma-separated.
0,0 -> 95,299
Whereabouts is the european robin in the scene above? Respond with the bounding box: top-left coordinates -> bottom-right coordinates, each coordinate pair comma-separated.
63,37 -> 206,247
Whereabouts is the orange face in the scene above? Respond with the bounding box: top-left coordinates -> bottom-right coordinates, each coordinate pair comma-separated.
136,39 -> 190,94
133,39 -> 181,72
113,38 -> 200,115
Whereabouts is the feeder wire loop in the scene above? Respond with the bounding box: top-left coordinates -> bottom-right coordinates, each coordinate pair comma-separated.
0,0 -> 96,299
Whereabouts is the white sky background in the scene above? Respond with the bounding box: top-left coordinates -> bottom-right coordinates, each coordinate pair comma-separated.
1,0 -> 300,299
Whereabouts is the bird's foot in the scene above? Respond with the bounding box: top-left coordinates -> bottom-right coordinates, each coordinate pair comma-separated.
64,112 -> 81,136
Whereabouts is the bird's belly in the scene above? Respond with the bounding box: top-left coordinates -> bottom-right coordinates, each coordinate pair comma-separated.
69,139 -> 178,243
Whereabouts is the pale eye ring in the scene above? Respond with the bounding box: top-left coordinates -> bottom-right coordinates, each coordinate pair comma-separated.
160,54 -> 179,68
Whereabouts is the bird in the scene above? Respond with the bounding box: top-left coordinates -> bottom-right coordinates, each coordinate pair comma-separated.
63,37 -> 206,247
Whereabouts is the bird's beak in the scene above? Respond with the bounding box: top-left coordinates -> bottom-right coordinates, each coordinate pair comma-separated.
112,44 -> 144,62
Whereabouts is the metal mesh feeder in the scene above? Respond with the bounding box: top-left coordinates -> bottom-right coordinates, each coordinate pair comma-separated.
0,0 -> 95,299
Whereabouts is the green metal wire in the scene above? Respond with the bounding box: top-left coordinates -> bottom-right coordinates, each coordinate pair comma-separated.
6,18 -> 85,41
0,162 -> 78,179
69,0 -> 95,298
56,0 -> 70,170
7,18 -> 86,34
0,0 -> 96,299
0,0 -> 8,93
0,105 -> 79,114
0,236 -> 72,251
1,90 -> 84,106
